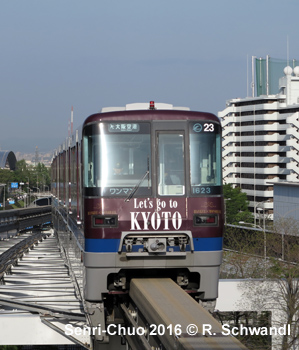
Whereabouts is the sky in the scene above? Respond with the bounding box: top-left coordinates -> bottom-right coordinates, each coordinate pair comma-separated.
0,0 -> 298,153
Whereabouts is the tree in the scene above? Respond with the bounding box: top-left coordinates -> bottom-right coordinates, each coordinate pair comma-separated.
0,168 -> 15,205
266,217 -> 299,350
238,267 -> 299,350
214,310 -> 271,350
224,184 -> 253,225
0,160 -> 51,208
35,162 -> 51,190
221,225 -> 264,279
13,159 -> 30,181
222,217 -> 299,350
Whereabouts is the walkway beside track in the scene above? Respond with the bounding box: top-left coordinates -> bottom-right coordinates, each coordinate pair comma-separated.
0,229 -> 88,347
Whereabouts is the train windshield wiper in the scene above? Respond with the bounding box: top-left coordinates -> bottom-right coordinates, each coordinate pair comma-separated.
125,156 -> 150,202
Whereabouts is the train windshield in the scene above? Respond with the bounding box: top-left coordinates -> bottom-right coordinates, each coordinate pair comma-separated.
158,133 -> 185,196
189,122 -> 221,195
83,122 -> 151,197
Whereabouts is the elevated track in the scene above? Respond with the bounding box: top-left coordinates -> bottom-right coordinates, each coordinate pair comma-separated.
120,278 -> 247,350
0,228 -> 87,347
0,205 -> 52,236
0,206 -> 248,349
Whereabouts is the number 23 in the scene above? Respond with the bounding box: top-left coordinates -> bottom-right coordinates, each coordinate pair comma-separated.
204,123 -> 214,132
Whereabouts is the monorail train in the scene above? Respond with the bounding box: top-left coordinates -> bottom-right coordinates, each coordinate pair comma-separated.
51,102 -> 223,310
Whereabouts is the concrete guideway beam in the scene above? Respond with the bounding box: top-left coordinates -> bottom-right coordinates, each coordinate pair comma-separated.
129,278 -> 247,350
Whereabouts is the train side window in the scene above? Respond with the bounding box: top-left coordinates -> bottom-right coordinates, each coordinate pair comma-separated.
189,122 -> 221,195
83,135 -> 97,187
157,133 -> 185,196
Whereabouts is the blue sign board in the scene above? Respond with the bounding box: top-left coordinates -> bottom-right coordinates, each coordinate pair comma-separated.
11,182 -> 18,189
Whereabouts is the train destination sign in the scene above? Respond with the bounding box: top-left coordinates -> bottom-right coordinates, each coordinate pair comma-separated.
108,123 -> 140,132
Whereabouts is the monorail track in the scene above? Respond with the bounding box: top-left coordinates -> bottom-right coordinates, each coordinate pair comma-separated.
0,206 -> 247,349
54,205 -> 247,350
0,228 -> 87,347
0,205 -> 52,235
0,231 -> 51,280
119,278 -> 247,350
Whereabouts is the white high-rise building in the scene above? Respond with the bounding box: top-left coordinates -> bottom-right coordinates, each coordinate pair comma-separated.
219,62 -> 299,220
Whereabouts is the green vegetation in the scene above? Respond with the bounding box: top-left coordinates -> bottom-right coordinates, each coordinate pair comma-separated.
0,160 -> 51,209
221,218 -> 299,350
214,311 -> 271,350
224,183 -> 253,225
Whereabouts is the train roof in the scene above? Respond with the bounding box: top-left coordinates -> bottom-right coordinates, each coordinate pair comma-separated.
84,102 -> 220,126
101,102 -> 190,113
53,102 -> 220,156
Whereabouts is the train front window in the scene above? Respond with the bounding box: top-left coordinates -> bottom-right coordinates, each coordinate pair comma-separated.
83,122 -> 151,197
158,133 -> 185,196
189,122 -> 221,195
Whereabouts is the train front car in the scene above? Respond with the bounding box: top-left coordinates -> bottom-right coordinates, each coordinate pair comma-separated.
82,102 -> 223,309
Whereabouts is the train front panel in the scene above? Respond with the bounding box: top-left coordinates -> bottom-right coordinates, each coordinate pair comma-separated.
82,110 -> 223,302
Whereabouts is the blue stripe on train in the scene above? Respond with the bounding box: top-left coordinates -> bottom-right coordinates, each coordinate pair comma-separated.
85,237 -> 223,253
193,237 -> 223,251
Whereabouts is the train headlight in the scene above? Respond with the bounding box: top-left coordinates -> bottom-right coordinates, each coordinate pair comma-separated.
93,215 -> 118,227
193,214 -> 218,226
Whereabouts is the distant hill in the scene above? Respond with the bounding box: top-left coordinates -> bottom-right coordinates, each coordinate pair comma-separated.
15,151 -> 53,167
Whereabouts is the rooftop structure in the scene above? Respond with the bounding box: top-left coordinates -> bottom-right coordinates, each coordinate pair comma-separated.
0,151 -> 17,171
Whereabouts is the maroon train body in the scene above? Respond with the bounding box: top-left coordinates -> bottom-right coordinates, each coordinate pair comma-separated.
52,102 -> 223,306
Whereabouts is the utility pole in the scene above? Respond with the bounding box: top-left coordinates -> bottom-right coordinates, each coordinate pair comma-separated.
35,146 -> 39,166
